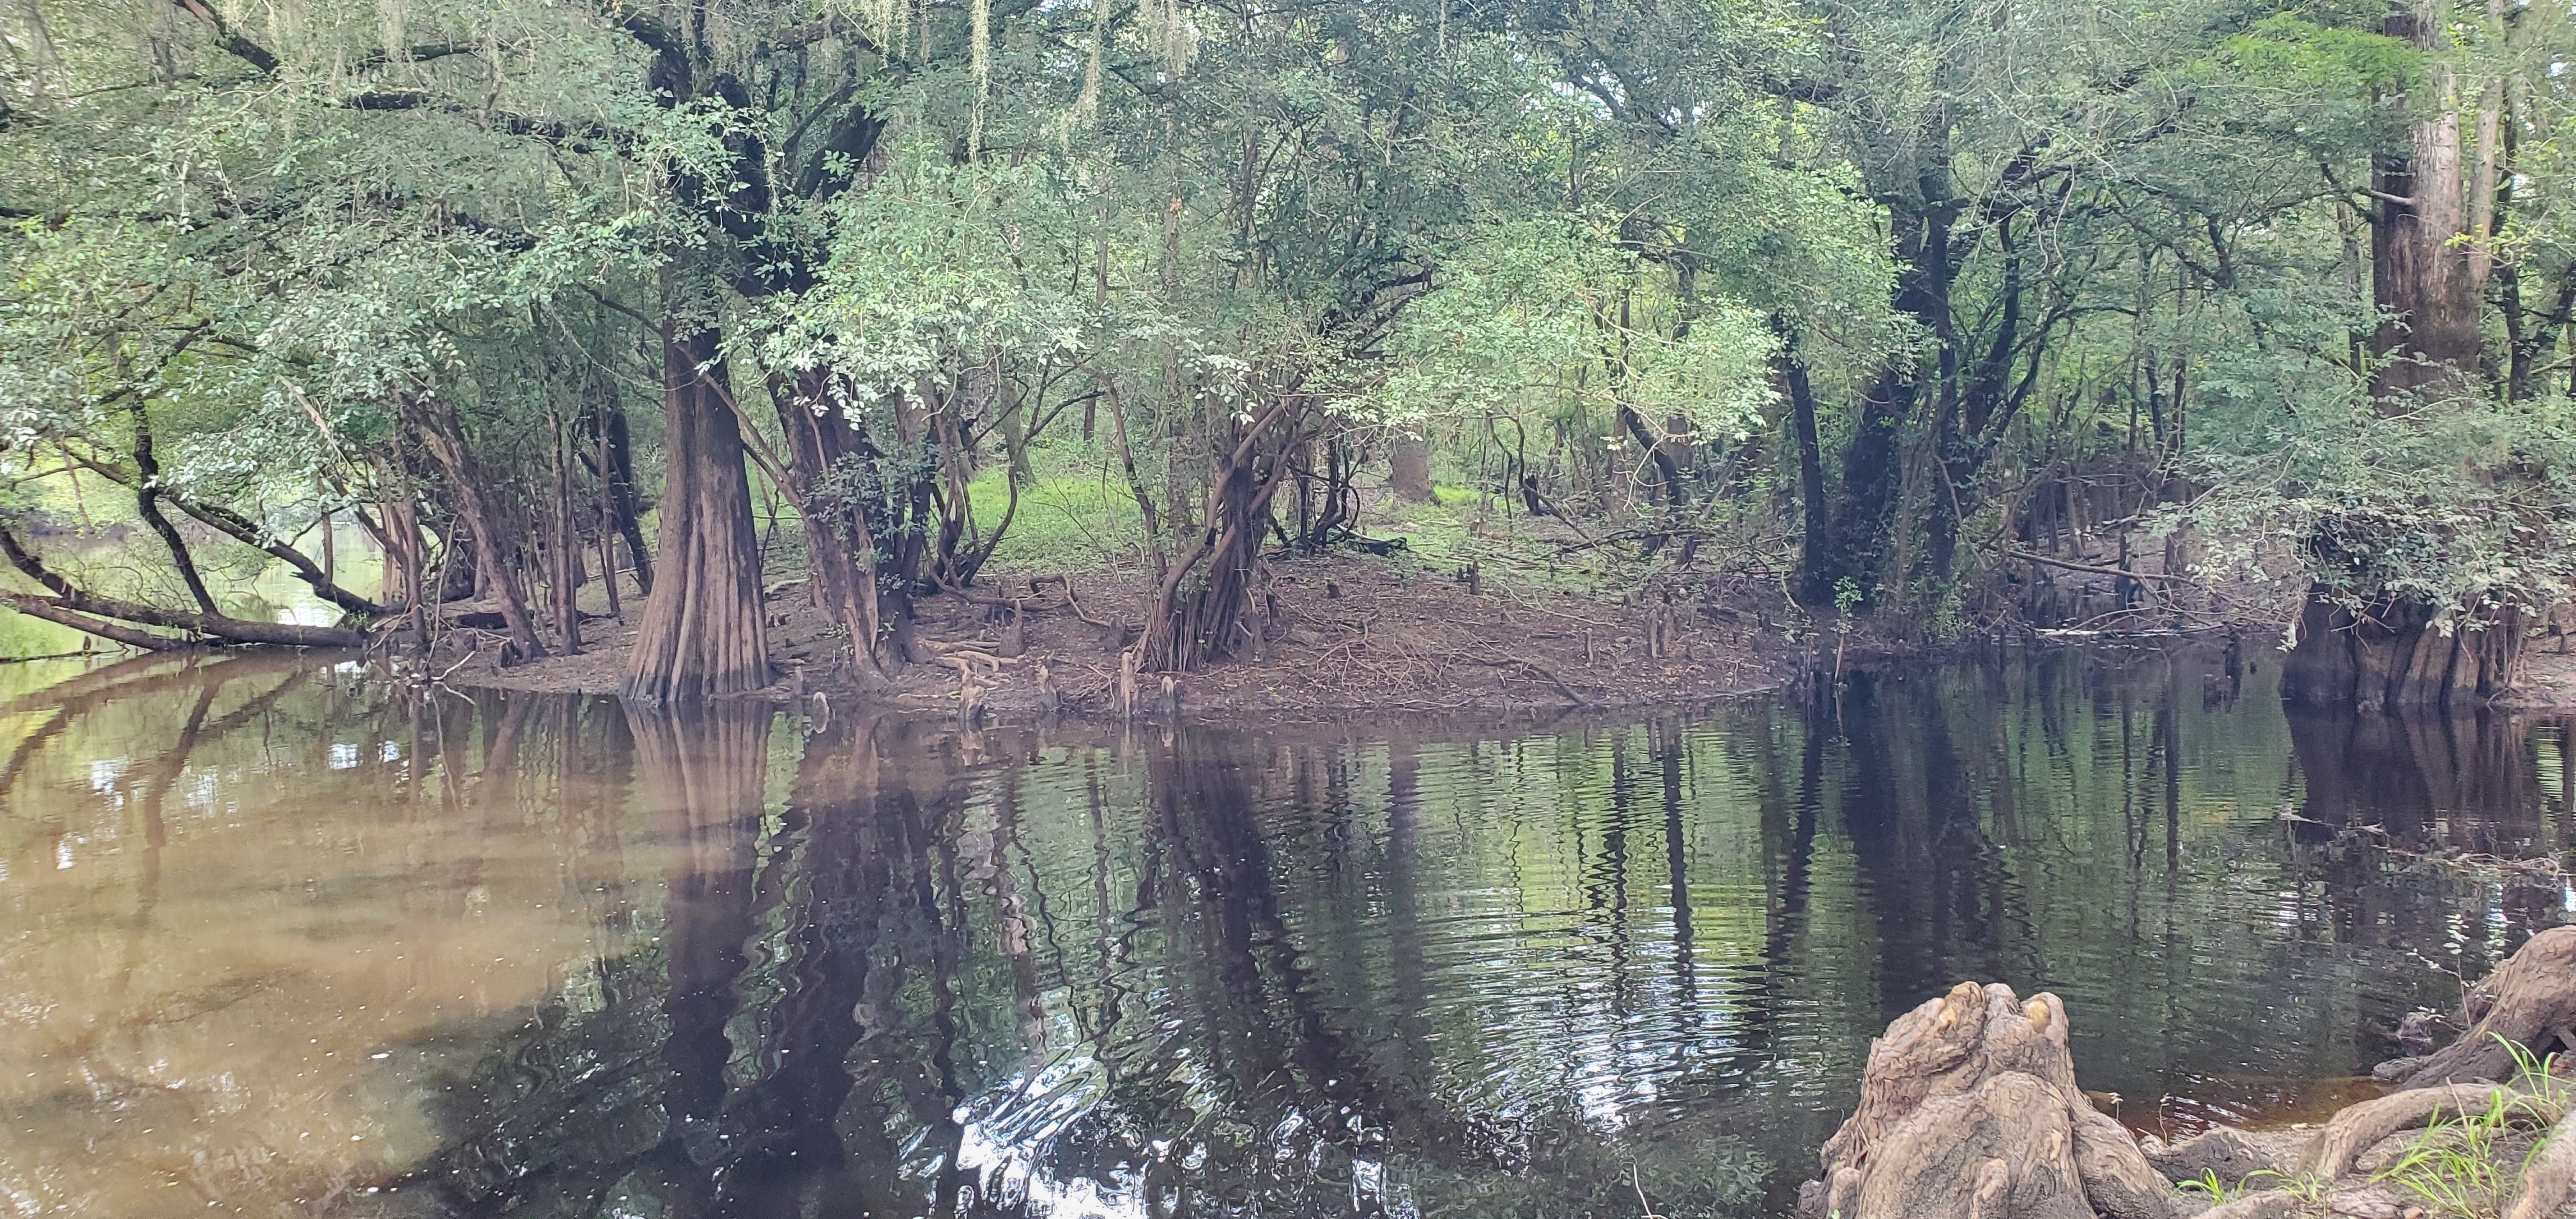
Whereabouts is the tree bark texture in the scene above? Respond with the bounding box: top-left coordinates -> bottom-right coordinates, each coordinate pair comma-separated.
2384,926 -> 2576,1089
1797,981 -> 2174,1219
622,324 -> 772,703
771,368 -> 910,680
1138,392 -> 1308,673
2281,592 -> 2525,710
1388,432 -> 1433,503
406,394 -> 547,659
2370,4 -> 2489,406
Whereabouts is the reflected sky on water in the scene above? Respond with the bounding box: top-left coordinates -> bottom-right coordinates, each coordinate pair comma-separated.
1,644 -> 2570,1218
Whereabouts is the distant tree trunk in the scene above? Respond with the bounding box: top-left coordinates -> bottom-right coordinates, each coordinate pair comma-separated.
1805,191 -> 1950,611
2367,3 -> 2487,406
771,368 -> 911,682
1139,390 -> 1307,673
622,321 -> 772,703
549,411 -> 583,655
1388,433 -> 1433,503
406,394 -> 546,660
435,525 -> 479,602
2290,5 -> 2513,707
1781,339 -> 1834,608
586,369 -> 654,597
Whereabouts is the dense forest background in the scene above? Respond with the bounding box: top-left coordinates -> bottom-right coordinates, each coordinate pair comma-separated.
2,0 -> 2571,705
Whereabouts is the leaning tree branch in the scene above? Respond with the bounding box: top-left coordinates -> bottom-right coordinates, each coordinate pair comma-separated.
61,449 -> 385,615
0,517 -> 362,648
0,590 -> 184,652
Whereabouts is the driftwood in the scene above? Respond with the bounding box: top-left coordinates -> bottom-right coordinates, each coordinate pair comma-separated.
1798,981 -> 2174,1219
2389,926 -> 2576,1089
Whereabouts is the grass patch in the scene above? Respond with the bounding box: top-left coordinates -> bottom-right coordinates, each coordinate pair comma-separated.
2375,1036 -> 2568,1218
965,446 -> 1152,574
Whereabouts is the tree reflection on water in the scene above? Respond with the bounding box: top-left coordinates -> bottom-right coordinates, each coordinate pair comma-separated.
0,645 -> 2568,1218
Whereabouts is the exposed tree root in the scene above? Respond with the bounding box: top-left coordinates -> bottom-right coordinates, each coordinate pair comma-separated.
1798,981 -> 2174,1219
2189,1192 -> 2299,1219
2391,926 -> 2576,1089
2299,1082 -> 2527,1179
2506,1106 -> 2576,1219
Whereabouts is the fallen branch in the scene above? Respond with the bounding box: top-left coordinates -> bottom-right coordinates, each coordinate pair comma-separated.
1464,653 -> 1591,705
0,589 -> 184,652
2000,544 -> 2196,585
0,518 -> 364,648
61,450 -> 383,615
1055,575 -> 1123,631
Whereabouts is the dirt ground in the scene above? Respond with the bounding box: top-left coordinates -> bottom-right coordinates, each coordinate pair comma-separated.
2501,641 -> 2576,712
452,551 -> 1809,719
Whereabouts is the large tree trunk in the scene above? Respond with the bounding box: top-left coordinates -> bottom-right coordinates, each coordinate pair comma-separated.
771,368 -> 910,681
2282,592 -> 2526,710
2287,6 -> 2511,705
622,322 -> 772,703
2370,4 -> 2489,406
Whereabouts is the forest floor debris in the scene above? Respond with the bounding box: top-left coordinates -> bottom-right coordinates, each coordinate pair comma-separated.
451,549 -> 1811,717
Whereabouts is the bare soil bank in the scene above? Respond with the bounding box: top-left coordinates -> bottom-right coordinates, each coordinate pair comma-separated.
449,551 -> 1808,717
2500,644 -> 2576,712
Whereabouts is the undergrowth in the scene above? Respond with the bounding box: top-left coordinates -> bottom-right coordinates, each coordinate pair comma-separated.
2373,1035 -> 2567,1218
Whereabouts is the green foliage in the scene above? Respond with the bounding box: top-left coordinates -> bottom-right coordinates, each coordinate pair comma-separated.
2214,16 -> 2419,94
3,0 -> 2575,660
2368,1034 -> 2566,1218
2171,394 -> 2576,621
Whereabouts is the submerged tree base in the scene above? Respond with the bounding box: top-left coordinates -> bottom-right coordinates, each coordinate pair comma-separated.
1802,930 -> 2576,1219
2281,591 -> 2527,712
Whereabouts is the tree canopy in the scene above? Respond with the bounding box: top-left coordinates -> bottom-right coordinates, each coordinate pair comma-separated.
3,0 -> 2570,705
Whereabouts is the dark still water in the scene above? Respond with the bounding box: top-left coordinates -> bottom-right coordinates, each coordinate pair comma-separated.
2,646 -> 2572,1218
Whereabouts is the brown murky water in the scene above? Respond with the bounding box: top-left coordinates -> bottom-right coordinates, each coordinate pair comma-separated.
0,645 -> 2570,1217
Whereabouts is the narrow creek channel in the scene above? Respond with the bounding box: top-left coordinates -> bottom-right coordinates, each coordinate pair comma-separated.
2,643 -> 2570,1218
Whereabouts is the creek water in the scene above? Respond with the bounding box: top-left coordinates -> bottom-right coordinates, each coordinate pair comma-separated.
1,645 -> 2572,1219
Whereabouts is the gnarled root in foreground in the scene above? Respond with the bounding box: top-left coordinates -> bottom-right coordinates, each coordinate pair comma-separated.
2189,1192 -> 2299,1219
2138,1126 -> 2288,1188
2391,926 -> 2576,1089
2507,1105 -> 2576,1219
1797,981 -> 2173,1219
2298,1082 -> 2528,1179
